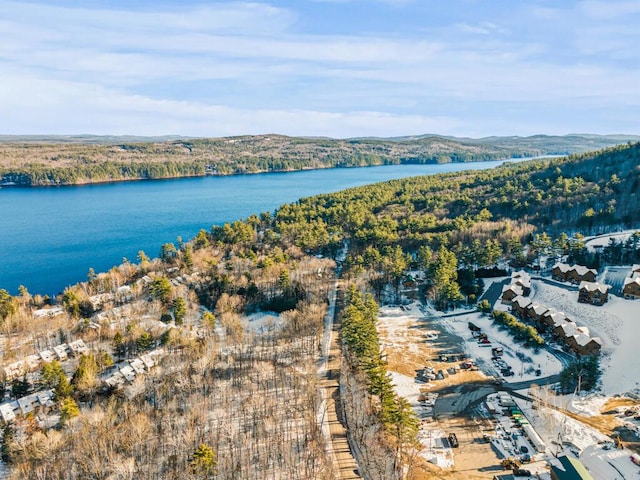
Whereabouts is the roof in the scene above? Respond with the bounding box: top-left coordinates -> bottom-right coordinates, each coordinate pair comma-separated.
551,455 -> 594,480
502,284 -> 523,295
512,295 -> 532,309
39,350 -> 55,362
53,344 -> 69,358
68,339 -> 88,354
573,265 -> 597,277
548,311 -> 567,322
512,270 -> 530,280
579,281 -> 610,294
572,333 -> 593,347
552,316 -> 570,328
0,402 -> 17,422
624,276 -> 640,287
512,277 -> 531,288
529,303 -> 549,316
559,323 -> 580,337
553,263 -> 572,273
632,264 -> 640,272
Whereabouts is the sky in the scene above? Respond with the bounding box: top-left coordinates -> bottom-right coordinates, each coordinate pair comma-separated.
0,0 -> 639,138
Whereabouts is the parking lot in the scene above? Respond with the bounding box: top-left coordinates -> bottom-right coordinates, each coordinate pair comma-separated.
602,265 -> 632,295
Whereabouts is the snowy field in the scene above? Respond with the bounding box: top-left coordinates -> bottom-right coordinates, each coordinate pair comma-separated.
530,280 -> 640,394
243,311 -> 283,333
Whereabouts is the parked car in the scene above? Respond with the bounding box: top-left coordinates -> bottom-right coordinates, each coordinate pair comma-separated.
513,468 -> 532,477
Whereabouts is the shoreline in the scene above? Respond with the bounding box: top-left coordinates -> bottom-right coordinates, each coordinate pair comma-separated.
0,156 -> 540,189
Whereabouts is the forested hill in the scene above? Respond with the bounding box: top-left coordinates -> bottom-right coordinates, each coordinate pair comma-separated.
0,133 -> 637,186
268,142 -> 640,256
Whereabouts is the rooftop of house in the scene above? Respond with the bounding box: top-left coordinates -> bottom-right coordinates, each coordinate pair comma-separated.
579,281 -> 610,294
553,262 -> 572,273
512,295 -> 532,308
529,303 -> 549,315
573,265 -> 597,276
624,276 -> 640,287
502,284 -> 523,294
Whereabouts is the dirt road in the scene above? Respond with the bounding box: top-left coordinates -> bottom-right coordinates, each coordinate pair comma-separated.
319,281 -> 362,479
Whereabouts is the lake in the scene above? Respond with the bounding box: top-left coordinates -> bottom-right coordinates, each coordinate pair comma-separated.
0,160 -> 522,295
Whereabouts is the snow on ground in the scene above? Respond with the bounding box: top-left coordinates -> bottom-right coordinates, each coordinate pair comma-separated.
531,280 -> 640,394
243,312 -> 283,333
379,305 -> 455,469
513,394 -> 608,454
531,280 -> 621,346
430,309 -> 563,383
565,393 -> 610,417
585,229 -> 640,252
388,371 -> 453,468
580,444 -> 640,480
515,393 -> 640,479
377,305 -> 422,355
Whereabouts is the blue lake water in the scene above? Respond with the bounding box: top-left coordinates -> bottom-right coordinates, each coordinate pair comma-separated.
0,160 -> 521,295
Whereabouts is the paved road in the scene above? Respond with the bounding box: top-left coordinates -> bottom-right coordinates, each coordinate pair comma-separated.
478,278 -> 509,306
319,281 -> 362,480
532,275 -> 578,292
433,373 -> 562,417
433,382 -> 496,418
503,373 -> 562,392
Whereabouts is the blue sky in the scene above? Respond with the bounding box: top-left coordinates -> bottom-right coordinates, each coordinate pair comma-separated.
0,0 -> 638,137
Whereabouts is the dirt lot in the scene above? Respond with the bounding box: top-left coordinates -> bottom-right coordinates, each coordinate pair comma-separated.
377,305 -> 507,479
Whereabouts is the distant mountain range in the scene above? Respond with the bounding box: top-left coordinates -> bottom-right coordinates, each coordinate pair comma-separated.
0,133 -> 638,186
1,132 -> 638,151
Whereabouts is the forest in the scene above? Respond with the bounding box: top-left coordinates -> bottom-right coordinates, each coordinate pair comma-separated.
0,133 -> 636,186
0,142 -> 639,478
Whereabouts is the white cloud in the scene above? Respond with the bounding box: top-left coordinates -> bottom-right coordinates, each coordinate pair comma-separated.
0,0 -> 637,136
0,72 -> 461,137
579,0 -> 640,19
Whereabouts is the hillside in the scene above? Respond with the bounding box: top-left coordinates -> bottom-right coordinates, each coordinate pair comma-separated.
0,133 -> 637,186
272,142 -> 640,250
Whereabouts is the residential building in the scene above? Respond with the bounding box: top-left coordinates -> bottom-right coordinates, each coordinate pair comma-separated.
511,270 -> 531,295
623,276 -> 640,299
501,284 -> 523,304
578,281 -> 610,305
570,265 -> 597,283
511,295 -> 532,318
526,303 -> 549,322
566,334 -> 602,356
552,263 -> 572,282
68,339 -> 89,356
552,263 -> 597,283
